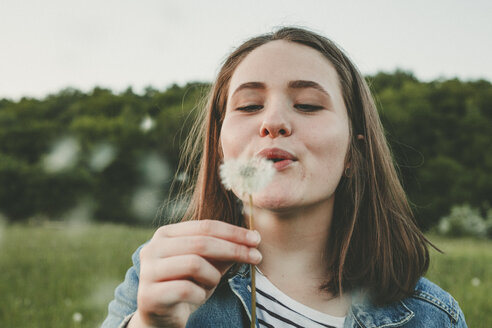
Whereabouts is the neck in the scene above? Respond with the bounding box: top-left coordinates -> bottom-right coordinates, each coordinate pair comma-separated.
247,198 -> 334,282
245,197 -> 352,316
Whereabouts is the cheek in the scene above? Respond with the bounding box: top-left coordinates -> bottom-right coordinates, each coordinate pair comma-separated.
309,128 -> 349,172
220,117 -> 246,159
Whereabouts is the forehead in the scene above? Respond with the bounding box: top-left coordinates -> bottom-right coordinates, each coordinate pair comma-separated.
228,40 -> 341,97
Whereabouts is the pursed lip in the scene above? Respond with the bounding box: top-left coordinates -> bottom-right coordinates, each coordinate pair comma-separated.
257,148 -> 297,161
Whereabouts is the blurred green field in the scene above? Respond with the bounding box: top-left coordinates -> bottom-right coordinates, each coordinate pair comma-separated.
0,224 -> 489,327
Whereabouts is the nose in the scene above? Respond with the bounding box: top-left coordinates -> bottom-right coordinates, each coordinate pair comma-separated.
259,103 -> 292,138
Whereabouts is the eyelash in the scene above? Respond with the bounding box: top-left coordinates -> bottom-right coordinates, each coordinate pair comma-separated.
236,104 -> 324,112
236,105 -> 263,112
294,104 -> 324,112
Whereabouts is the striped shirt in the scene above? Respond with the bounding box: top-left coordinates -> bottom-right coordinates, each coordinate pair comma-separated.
255,269 -> 346,328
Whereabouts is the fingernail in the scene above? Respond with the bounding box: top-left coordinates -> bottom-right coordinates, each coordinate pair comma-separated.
247,230 -> 261,244
249,248 -> 262,262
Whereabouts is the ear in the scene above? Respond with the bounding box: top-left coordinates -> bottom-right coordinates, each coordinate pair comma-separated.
344,166 -> 351,177
357,134 -> 365,140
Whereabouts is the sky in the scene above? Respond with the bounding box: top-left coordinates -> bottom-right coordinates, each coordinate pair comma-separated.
1,0 -> 491,100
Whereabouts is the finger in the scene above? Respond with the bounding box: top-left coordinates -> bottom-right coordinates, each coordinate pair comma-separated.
156,220 -> 261,247
144,255 -> 222,289
157,235 -> 263,264
140,280 -> 207,308
208,259 -> 237,276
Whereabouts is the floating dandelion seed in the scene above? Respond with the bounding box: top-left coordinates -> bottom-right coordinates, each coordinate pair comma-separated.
176,172 -> 188,182
219,156 -> 275,328
471,277 -> 481,287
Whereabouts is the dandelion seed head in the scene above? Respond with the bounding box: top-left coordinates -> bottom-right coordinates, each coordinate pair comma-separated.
219,157 -> 275,196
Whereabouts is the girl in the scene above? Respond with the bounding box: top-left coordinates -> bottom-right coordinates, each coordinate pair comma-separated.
103,27 -> 467,328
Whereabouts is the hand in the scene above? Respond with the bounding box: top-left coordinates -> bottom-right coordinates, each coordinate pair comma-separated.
128,220 -> 262,328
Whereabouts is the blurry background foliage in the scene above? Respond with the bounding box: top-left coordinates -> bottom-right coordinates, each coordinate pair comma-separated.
0,71 -> 491,231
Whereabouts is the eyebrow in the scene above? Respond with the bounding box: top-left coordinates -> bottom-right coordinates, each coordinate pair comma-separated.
231,80 -> 331,98
231,82 -> 266,96
287,80 -> 330,97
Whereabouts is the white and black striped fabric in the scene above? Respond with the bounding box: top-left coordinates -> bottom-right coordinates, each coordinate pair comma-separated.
255,269 -> 346,328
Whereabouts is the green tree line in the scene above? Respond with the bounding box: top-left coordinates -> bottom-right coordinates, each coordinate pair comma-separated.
0,71 -> 491,229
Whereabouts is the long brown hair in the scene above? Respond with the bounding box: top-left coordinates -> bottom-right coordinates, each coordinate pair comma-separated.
172,26 -> 430,305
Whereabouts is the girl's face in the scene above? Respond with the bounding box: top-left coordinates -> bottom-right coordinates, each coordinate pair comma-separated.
220,40 -> 350,211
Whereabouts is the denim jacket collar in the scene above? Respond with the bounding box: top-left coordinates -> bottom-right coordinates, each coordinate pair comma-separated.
228,265 -> 260,328
345,299 -> 414,328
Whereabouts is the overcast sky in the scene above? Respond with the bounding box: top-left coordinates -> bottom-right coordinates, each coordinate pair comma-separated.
1,0 -> 491,100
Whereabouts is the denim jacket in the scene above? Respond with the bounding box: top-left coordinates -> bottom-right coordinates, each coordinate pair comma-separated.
102,245 -> 468,328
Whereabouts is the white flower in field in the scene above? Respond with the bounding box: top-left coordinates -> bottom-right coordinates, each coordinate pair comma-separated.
72,312 -> 83,322
43,137 -> 80,173
220,157 -> 275,196
438,218 -> 450,234
89,143 -> 116,172
140,115 -> 155,132
471,277 -> 481,287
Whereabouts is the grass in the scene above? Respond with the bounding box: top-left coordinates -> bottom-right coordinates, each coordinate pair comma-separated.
0,224 -> 490,327
0,223 -> 153,328
426,234 -> 492,327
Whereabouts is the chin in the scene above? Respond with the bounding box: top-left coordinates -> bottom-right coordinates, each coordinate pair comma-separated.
249,193 -> 297,211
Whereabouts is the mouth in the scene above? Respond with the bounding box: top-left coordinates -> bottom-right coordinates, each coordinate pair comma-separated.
257,148 -> 297,170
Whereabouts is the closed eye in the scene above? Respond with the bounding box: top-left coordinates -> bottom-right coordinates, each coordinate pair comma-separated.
236,105 -> 263,112
295,104 -> 324,112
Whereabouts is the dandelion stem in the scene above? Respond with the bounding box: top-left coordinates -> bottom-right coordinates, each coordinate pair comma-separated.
249,193 -> 256,328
